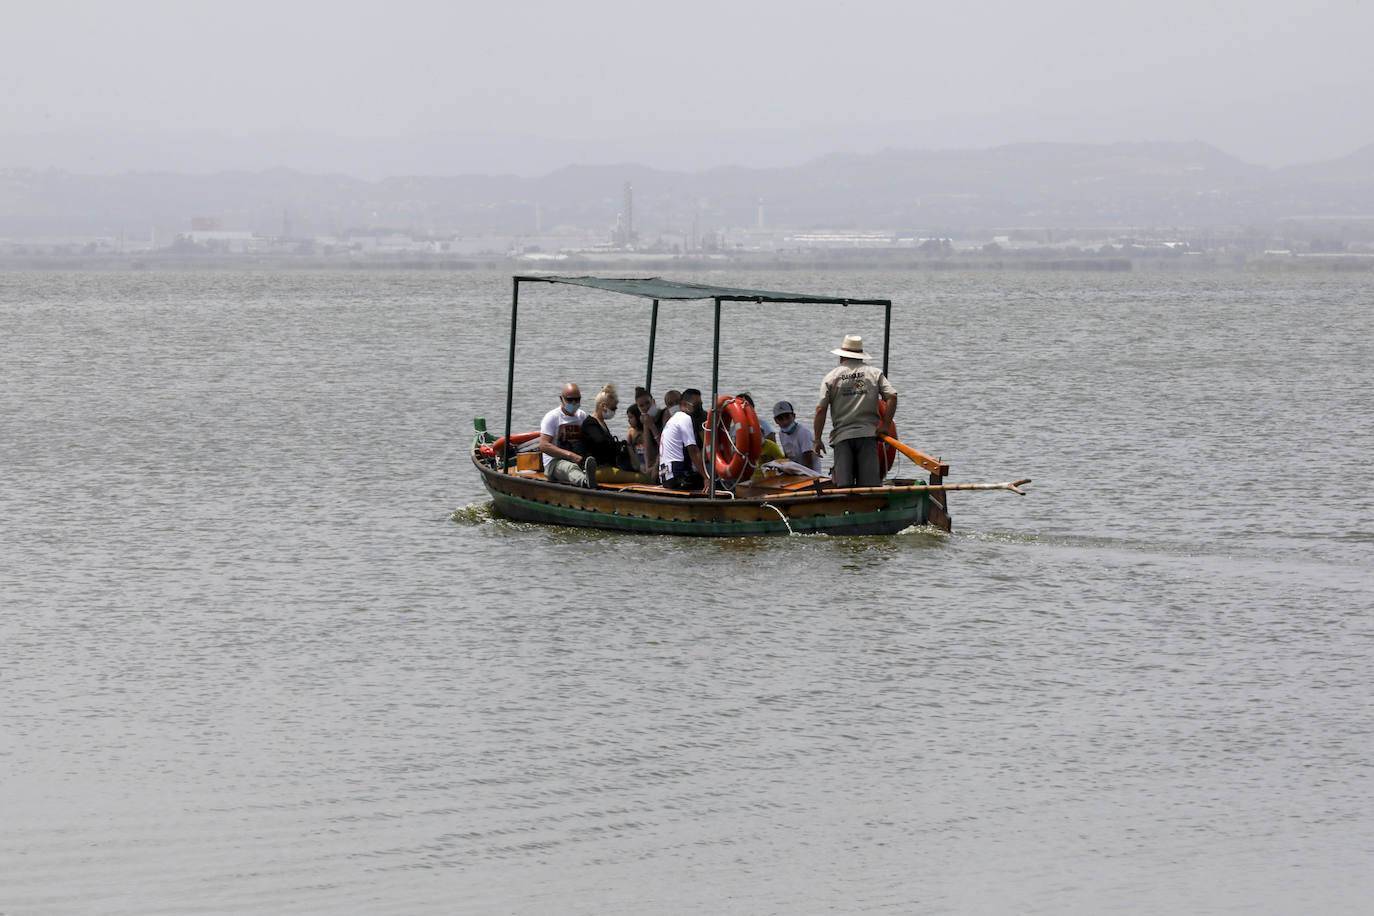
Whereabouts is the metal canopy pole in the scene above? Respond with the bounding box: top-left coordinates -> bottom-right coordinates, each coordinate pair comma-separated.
882,299 -> 892,378
503,277 -> 519,474
709,297 -> 721,500
646,298 -> 659,392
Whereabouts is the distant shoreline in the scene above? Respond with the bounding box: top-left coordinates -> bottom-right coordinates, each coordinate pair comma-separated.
2,251 -> 1372,273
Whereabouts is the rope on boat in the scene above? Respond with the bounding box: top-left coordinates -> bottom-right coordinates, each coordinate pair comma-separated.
760,502 -> 795,536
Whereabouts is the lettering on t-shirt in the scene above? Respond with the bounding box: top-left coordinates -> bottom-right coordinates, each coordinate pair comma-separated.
557,423 -> 582,450
835,370 -> 868,398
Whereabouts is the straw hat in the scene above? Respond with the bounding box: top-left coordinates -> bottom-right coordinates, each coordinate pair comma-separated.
830,334 -> 872,360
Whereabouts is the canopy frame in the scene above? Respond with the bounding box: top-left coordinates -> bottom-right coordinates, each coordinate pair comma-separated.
502,275 -> 894,499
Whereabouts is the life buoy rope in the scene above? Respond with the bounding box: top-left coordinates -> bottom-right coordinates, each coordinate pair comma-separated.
704,396 -> 763,486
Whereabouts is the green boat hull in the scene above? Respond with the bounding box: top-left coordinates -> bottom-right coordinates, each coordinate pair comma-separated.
474,454 -> 941,537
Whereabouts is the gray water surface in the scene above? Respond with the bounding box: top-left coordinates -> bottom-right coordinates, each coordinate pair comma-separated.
3,268 -> 1372,914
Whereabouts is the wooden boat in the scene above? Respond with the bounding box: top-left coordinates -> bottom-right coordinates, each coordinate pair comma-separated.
471,275 -> 1028,536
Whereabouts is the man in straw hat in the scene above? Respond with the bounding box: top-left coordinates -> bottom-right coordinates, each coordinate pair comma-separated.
813,334 -> 898,488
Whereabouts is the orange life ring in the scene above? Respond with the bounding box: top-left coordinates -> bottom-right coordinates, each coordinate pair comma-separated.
484,430 -> 540,462
704,396 -> 762,485
492,431 -> 540,454
877,402 -> 897,475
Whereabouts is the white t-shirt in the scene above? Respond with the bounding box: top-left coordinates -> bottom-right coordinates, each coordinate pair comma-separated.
776,423 -> 821,472
540,405 -> 586,471
658,410 -> 696,467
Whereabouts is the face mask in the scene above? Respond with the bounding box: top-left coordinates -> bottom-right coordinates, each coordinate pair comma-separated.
665,405 -> 679,418
562,401 -> 578,416
606,407 -> 618,418
781,421 -> 798,434
647,404 -> 660,419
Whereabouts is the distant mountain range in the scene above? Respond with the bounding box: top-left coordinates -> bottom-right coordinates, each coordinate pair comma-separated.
3,141 -> 1373,241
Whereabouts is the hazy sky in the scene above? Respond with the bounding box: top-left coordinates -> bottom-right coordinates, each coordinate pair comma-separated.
4,0 -> 1372,172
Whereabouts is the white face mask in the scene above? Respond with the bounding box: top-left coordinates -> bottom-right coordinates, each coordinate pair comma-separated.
606,406 -> 618,418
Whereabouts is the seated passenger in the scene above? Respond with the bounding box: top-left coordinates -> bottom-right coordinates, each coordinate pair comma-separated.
658,388 -> 706,491
538,382 -> 595,488
773,400 -> 821,472
735,391 -> 775,443
688,392 -> 710,446
624,404 -> 650,475
633,386 -> 663,480
581,384 -> 622,468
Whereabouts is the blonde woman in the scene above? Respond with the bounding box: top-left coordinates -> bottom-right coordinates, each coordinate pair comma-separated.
580,383 -> 621,470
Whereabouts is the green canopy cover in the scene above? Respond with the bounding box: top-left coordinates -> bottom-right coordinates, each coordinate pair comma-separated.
515,275 -> 891,306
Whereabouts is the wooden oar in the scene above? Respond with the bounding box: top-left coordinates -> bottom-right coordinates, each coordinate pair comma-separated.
808,479 -> 1031,497
927,477 -> 1031,495
879,434 -> 950,476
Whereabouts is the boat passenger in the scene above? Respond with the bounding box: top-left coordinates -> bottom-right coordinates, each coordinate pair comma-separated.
633,386 -> 662,425
633,386 -> 662,480
663,389 -> 682,420
624,404 -> 647,473
813,335 -> 897,488
690,394 -> 708,444
735,392 -> 775,443
581,384 -> 622,469
539,382 -> 596,488
658,388 -> 706,491
773,400 -> 822,473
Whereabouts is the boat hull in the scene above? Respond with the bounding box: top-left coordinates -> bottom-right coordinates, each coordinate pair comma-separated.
474,453 -> 940,536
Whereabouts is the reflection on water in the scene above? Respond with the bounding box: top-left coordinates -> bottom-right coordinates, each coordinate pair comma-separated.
3,268 -> 1373,914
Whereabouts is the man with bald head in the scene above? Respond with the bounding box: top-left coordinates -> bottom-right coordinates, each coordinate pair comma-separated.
539,382 -> 596,488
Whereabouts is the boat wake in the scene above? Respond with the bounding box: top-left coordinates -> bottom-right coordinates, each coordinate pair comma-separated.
449,502 -> 497,525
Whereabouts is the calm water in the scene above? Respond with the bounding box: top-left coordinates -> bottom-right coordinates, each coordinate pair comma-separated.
2,267 -> 1372,914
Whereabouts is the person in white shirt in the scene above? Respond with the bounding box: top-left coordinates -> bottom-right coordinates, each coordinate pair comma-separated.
657,388 -> 706,491
772,400 -> 821,472
538,382 -> 596,488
